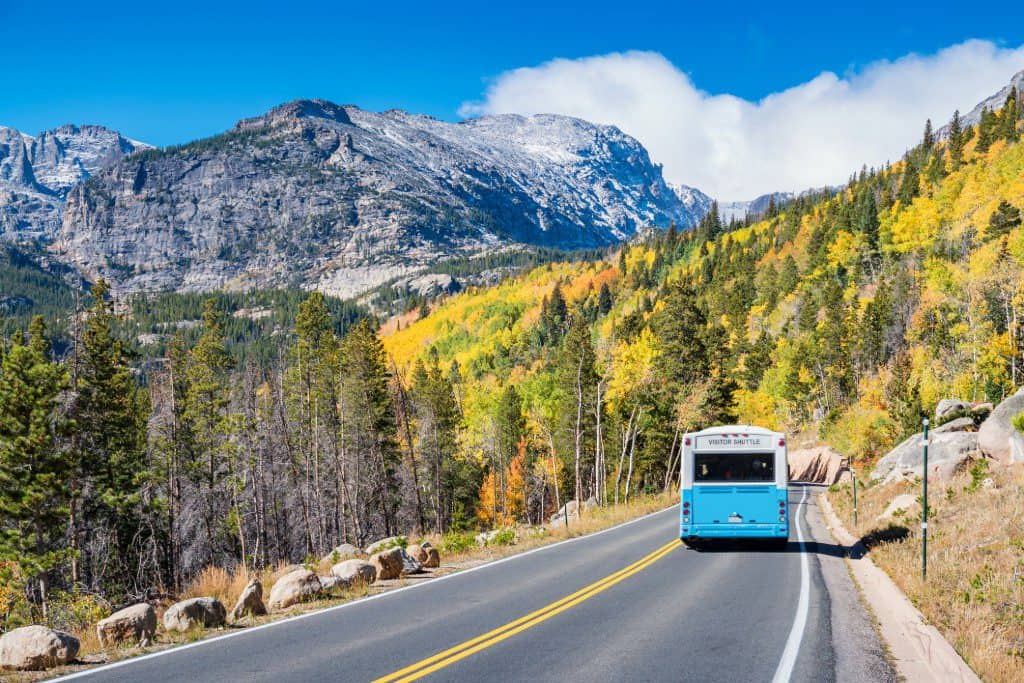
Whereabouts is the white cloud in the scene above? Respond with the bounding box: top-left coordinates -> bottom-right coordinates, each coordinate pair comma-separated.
460,41 -> 1024,200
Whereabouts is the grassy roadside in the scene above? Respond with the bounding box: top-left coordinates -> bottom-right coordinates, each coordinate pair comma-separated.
5,490 -> 677,681
827,464 -> 1024,683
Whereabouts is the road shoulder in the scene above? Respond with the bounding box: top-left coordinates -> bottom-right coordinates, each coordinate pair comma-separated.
818,491 -> 980,683
803,487 -> 896,683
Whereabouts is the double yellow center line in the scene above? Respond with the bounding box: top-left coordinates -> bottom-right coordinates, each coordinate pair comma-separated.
373,538 -> 681,682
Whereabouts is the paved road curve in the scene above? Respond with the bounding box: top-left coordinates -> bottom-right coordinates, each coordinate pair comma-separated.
57,485 -> 893,682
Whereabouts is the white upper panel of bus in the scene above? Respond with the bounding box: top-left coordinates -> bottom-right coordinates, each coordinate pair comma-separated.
689,425 -> 782,452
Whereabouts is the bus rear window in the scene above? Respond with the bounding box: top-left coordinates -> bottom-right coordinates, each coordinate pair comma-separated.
694,453 -> 774,482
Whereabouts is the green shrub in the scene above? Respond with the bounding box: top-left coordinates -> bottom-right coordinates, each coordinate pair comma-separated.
486,529 -> 517,547
1011,412 -> 1024,434
965,458 -> 990,493
440,531 -> 475,554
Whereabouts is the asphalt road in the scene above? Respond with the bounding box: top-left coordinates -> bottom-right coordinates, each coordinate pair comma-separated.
58,485 -> 894,682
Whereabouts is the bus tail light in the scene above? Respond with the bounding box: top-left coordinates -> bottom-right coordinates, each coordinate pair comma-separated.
779,516 -> 786,522
778,438 -> 786,447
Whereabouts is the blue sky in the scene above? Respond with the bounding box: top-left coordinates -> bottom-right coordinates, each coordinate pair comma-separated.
3,1 -> 1024,198
3,0 -> 1022,145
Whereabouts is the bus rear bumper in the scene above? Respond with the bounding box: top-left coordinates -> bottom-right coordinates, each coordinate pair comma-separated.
681,524 -> 788,539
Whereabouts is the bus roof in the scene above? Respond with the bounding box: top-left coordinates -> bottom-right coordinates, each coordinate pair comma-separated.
691,425 -> 778,437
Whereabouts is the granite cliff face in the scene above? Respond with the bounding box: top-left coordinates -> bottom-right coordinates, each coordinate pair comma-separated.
0,124 -> 148,237
55,100 -> 706,296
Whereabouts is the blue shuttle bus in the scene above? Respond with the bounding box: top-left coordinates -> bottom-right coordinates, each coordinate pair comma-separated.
680,425 -> 789,547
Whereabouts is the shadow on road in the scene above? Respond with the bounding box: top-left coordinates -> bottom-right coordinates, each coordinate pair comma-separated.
687,539 -> 849,558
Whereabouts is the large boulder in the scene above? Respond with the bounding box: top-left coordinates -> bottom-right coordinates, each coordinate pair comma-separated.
401,548 -> 425,575
162,597 -> 227,632
322,543 -> 361,564
97,603 -> 157,648
229,578 -> 266,622
872,430 -> 978,482
549,500 -> 579,525
935,398 -> 970,422
787,446 -> 846,484
267,569 -> 322,610
0,625 -> 79,671
978,387 -> 1024,464
932,417 -> 975,434
330,559 -> 377,585
364,536 -> 406,555
370,547 -> 404,580
407,542 -> 440,569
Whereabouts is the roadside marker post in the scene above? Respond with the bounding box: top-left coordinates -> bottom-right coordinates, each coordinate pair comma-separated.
851,468 -> 858,527
921,418 -> 929,581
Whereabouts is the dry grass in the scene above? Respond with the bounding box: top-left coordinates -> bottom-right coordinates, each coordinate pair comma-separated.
4,491 -> 676,681
828,463 -> 1024,683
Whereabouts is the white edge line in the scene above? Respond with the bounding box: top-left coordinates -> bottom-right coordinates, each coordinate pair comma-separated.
772,485 -> 810,683
51,503 -> 680,681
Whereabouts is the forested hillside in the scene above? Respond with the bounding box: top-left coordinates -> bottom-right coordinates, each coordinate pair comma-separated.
0,88 -> 1021,635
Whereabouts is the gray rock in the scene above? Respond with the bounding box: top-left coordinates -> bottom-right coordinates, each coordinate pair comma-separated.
401,548 -> 425,575
162,597 -> 227,632
96,603 -> 157,648
932,417 -> 975,434
935,398 -> 969,422
978,387 -> 1024,464
0,625 -> 79,671
872,430 -> 978,481
364,536 -> 406,556
550,500 -> 579,525
322,543 -> 361,563
407,543 -> 440,569
330,559 -> 377,585
369,547 -> 405,581
229,578 -> 266,622
267,569 -> 322,610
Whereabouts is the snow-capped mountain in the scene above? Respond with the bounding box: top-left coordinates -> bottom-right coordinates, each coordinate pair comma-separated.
669,184 -> 714,224
56,100 -> 709,296
937,69 -> 1024,138
0,124 -> 149,237
719,192 -> 794,223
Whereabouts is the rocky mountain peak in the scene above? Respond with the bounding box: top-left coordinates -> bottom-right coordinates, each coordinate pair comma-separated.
236,99 -> 354,131
0,122 -> 149,237
54,100 -> 709,297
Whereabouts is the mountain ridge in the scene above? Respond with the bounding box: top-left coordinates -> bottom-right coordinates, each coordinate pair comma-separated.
53,99 -> 707,297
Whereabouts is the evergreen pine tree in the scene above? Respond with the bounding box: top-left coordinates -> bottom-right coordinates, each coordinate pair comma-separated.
897,160 -> 920,205
73,279 -> 149,597
0,317 -> 70,618
987,200 -> 1022,240
597,282 -> 613,316
948,110 -> 965,170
